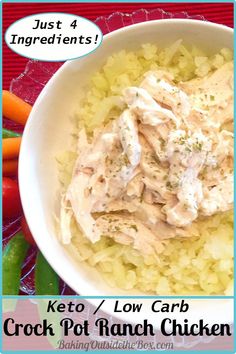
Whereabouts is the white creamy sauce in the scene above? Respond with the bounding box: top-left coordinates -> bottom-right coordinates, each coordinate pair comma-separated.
61,62 -> 234,254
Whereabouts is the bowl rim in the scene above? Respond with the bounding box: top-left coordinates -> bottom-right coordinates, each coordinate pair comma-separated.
19,18 -> 233,305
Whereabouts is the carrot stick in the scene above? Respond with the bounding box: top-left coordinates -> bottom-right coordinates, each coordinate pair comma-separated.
3,159 -> 18,176
2,137 -> 22,160
2,90 -> 32,125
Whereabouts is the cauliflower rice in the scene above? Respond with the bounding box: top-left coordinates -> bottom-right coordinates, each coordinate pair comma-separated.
57,41 -> 234,295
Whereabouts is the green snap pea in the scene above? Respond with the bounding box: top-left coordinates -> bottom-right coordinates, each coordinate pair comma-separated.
3,232 -> 29,295
35,252 -> 59,295
2,128 -> 21,138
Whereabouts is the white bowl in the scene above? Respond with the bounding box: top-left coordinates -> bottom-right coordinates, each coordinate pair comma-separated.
19,19 -> 233,324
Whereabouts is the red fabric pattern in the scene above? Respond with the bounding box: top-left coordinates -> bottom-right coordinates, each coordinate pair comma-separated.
2,2 -> 234,89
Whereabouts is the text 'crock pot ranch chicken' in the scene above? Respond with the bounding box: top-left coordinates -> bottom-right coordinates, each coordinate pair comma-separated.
60,61 -> 233,255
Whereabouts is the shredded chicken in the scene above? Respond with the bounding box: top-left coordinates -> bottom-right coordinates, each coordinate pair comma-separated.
61,62 -> 234,254
95,214 -> 164,254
